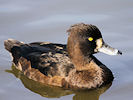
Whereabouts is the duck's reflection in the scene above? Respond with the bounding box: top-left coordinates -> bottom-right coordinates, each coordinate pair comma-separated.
6,65 -> 112,100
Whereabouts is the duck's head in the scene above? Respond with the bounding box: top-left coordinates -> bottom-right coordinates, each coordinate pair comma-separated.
67,23 -> 122,58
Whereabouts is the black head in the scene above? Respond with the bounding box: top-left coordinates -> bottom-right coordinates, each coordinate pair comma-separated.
67,23 -> 103,57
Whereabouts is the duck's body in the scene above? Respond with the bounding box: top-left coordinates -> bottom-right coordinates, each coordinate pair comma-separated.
11,42 -> 73,77
4,23 -> 121,89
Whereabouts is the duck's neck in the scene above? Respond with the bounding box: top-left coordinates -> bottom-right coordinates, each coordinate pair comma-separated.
67,44 -> 93,71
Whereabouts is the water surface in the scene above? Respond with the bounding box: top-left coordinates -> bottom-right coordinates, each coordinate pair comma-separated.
0,0 -> 133,100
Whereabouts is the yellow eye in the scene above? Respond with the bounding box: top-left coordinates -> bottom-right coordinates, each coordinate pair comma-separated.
88,37 -> 93,41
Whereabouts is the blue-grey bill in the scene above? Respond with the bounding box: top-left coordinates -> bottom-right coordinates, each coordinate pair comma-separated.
98,43 -> 122,55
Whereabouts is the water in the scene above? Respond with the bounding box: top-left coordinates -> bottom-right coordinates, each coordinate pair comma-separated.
0,0 -> 133,100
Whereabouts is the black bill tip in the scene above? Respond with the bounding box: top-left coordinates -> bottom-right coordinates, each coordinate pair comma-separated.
118,50 -> 122,55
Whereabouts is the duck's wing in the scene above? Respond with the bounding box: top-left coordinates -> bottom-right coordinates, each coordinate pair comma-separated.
25,42 -> 74,77
29,42 -> 68,54
18,42 -> 68,59
4,40 -> 74,77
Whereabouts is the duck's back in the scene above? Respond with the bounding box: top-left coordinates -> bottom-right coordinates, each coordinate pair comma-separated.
4,39 -> 74,77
